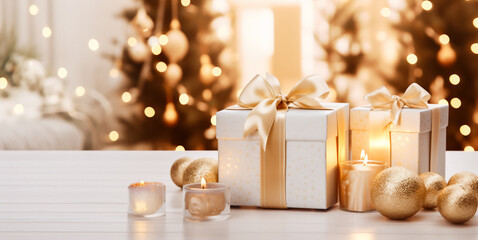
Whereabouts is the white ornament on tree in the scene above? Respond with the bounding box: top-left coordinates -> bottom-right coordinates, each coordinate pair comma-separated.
163,22 -> 189,62
128,40 -> 149,63
132,7 -> 154,37
164,63 -> 183,87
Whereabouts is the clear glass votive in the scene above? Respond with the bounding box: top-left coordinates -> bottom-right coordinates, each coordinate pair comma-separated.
183,182 -> 230,222
128,181 -> 166,217
339,160 -> 387,212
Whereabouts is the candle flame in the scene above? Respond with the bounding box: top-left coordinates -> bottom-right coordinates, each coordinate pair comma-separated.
201,177 -> 206,189
360,149 -> 366,160
140,180 -> 144,186
363,154 -> 368,166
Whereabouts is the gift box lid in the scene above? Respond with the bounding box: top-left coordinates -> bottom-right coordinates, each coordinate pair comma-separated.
350,104 -> 448,133
217,103 -> 349,141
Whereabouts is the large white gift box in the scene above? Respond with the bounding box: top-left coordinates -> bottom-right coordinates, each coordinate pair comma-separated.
350,104 -> 448,175
217,102 -> 349,209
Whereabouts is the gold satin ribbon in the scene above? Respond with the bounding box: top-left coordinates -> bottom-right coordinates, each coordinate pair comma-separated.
364,83 -> 432,166
239,73 -> 330,208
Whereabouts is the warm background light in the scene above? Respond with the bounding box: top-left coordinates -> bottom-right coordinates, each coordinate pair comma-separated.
109,131 -> 119,142
0,77 -> 8,89
464,146 -> 475,152
122,92 -> 132,103
156,62 -> 167,72
144,107 -> 155,118
42,27 -> 52,38
57,67 -> 68,79
380,8 -> 391,18
421,1 -> 433,11
29,5 -> 39,15
181,0 -> 190,7
438,34 -> 449,45
471,43 -> 478,54
175,145 -> 185,151
449,74 -> 460,85
210,115 -> 217,126
179,93 -> 189,105
460,125 -> 471,136
88,39 -> 99,51
437,99 -> 448,105
450,98 -> 461,109
75,86 -> 86,97
158,35 -> 168,45
406,54 -> 418,64
127,37 -> 137,47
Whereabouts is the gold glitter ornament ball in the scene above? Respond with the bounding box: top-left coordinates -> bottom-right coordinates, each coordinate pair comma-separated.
371,167 -> 426,220
448,171 -> 478,199
438,185 -> 477,224
170,157 -> 194,188
420,172 -> 447,209
182,158 -> 218,186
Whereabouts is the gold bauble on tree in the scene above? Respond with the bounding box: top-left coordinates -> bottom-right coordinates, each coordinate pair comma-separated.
163,63 -> 183,87
199,55 -> 215,85
162,21 -> 189,63
437,44 -> 456,67
420,172 -> 447,209
447,171 -> 478,199
182,158 -> 218,186
437,185 -> 477,224
371,167 -> 426,220
170,157 -> 193,187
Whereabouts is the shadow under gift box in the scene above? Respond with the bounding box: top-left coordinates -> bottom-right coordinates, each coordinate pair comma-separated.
216,103 -> 349,209
350,104 -> 448,176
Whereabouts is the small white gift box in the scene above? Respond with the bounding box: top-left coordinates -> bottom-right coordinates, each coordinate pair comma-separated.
217,103 -> 349,209
350,84 -> 448,175
216,73 -> 349,210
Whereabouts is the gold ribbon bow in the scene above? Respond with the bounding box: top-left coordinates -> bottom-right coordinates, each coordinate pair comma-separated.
238,73 -> 330,149
363,83 -> 432,166
237,73 -> 330,208
364,83 -> 431,125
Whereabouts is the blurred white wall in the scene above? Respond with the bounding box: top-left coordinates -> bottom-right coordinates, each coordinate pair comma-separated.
0,0 -> 134,94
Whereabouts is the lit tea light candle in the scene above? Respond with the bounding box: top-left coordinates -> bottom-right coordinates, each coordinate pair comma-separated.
339,150 -> 387,212
183,178 -> 230,221
128,181 -> 166,217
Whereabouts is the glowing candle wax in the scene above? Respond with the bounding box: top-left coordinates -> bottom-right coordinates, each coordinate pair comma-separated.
183,178 -> 230,222
128,181 -> 166,217
339,150 -> 387,212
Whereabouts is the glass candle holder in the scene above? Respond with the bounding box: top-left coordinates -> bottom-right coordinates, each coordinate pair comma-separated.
183,182 -> 230,222
339,160 -> 387,212
128,181 -> 166,217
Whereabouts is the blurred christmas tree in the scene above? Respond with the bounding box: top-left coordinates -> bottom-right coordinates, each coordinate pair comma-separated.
315,0 -> 478,151
392,0 -> 478,150
116,0 -> 236,150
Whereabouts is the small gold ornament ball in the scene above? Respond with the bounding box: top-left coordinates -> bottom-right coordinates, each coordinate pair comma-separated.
420,172 -> 447,209
170,157 -> 193,188
182,158 -> 218,186
448,171 -> 478,199
371,167 -> 426,220
438,185 -> 477,224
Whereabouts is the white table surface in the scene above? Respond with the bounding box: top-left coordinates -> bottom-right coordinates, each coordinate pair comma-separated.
0,151 -> 477,240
